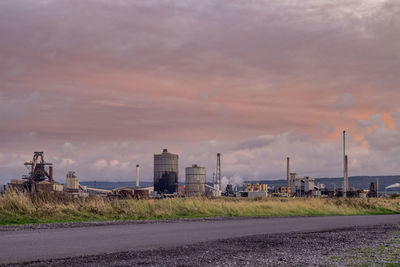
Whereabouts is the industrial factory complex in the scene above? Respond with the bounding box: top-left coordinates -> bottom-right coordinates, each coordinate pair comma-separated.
2,136 -> 384,199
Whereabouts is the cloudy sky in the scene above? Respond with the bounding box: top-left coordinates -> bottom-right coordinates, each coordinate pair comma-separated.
1,0 -> 400,184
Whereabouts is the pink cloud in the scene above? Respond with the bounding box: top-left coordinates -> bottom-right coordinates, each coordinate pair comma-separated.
1,0 -> 400,183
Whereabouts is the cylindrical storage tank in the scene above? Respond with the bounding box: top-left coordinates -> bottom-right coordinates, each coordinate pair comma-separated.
185,164 -> 206,197
154,149 -> 179,194
66,171 -> 79,190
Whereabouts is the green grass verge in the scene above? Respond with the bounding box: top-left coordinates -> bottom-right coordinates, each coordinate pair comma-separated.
0,192 -> 399,225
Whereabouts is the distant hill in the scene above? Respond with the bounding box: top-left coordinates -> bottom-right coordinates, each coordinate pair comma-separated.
80,176 -> 400,193
249,176 -> 400,192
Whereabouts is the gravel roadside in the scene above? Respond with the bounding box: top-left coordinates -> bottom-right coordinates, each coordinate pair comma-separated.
4,224 -> 399,266
0,216 -> 297,232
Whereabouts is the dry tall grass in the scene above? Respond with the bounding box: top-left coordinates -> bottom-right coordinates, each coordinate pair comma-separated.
0,192 -> 399,225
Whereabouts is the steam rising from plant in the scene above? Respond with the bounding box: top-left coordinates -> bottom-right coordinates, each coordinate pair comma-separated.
221,174 -> 244,191
385,183 -> 400,190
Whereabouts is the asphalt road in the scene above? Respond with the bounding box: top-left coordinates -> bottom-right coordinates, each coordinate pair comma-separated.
1,215 -> 399,264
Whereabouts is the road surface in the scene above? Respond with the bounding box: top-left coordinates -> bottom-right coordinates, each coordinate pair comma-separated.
1,215 -> 399,264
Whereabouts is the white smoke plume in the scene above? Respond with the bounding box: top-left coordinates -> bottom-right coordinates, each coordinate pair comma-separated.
385,183 -> 400,190
221,174 -> 244,191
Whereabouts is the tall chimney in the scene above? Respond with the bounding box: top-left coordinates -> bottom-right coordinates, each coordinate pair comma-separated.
287,157 -> 290,196
376,178 -> 379,197
343,130 -> 347,198
217,153 -> 221,191
136,165 -> 140,187
49,166 -> 54,181
345,155 -> 349,192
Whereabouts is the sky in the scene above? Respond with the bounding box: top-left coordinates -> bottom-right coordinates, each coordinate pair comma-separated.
1,0 -> 400,185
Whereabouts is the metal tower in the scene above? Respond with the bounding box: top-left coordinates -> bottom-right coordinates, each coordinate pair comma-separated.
24,152 -> 53,183
216,153 -> 221,191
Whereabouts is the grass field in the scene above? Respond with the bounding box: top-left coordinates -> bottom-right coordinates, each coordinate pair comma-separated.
0,192 -> 399,225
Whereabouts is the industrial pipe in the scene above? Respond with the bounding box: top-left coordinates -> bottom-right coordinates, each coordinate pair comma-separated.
49,166 -> 54,181
345,155 -> 349,192
343,131 -> 346,198
136,165 -> 140,187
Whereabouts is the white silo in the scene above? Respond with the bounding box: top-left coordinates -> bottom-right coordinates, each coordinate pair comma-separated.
185,164 -> 206,197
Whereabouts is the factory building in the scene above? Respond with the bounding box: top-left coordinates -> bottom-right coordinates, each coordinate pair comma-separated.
185,165 -> 206,197
245,183 -> 268,192
290,173 -> 301,195
7,152 -> 63,193
154,149 -> 179,194
66,171 -> 79,192
303,176 -> 315,192
368,181 -> 378,197
243,183 -> 268,198
276,186 -> 290,194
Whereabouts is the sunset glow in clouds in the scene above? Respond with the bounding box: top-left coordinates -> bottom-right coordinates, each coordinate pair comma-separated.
1,0 -> 400,184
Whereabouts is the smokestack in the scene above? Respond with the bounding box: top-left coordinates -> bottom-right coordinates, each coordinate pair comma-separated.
287,157 -> 290,196
136,165 -> 140,187
49,166 -> 54,181
343,130 -> 347,198
345,155 -> 349,192
217,153 -> 221,191
376,178 -> 379,197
